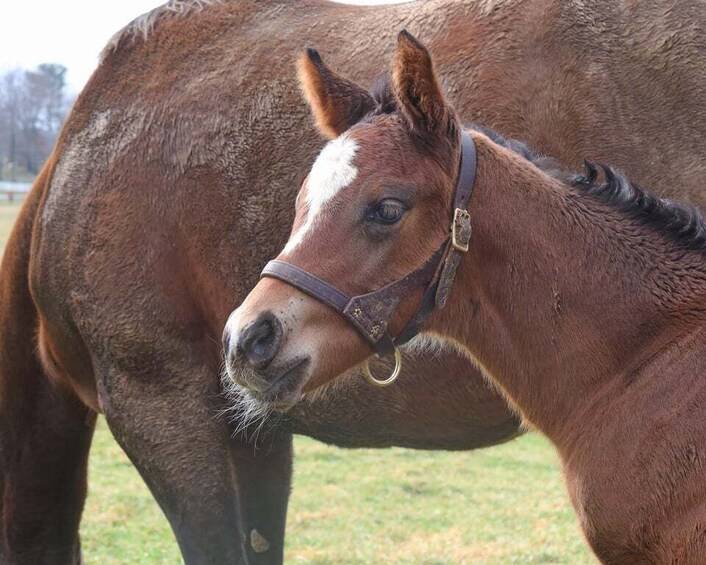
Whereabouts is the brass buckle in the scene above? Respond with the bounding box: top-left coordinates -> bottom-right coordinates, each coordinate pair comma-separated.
451,208 -> 471,252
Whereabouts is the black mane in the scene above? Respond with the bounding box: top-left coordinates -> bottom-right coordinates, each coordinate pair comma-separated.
368,77 -> 706,253
570,162 -> 706,252
476,126 -> 706,253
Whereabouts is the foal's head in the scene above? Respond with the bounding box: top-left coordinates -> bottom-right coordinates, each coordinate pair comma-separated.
224,32 -> 464,404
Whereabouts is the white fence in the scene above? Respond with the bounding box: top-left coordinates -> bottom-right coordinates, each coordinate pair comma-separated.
0,181 -> 31,202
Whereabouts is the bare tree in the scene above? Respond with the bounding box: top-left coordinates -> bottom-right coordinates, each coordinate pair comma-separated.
0,64 -> 72,180
0,70 -> 22,180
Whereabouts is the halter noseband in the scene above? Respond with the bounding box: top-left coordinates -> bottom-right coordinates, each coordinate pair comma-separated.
260,132 -> 477,385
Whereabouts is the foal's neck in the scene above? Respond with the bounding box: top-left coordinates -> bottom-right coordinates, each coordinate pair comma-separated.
434,132 -> 706,443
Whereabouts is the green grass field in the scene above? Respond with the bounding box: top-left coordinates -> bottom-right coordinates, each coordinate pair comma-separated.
1,201 -> 594,564
0,201 -> 22,250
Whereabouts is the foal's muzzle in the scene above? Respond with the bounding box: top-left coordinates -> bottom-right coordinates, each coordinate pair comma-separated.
224,309 -> 311,401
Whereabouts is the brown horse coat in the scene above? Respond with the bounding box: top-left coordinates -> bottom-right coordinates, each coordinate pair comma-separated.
230,30 -> 706,562
1,0 -> 705,562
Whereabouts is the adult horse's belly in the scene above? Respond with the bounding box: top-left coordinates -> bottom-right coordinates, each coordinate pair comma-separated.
284,351 -> 521,450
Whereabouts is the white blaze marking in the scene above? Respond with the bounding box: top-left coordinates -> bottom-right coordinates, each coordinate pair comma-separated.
283,134 -> 358,253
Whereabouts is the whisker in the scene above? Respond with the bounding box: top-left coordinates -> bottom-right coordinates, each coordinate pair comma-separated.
219,369 -> 278,447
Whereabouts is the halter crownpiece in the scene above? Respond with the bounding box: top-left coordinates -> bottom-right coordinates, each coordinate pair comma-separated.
261,131 -> 477,386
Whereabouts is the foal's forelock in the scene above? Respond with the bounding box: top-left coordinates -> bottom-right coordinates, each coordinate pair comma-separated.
283,134 -> 359,254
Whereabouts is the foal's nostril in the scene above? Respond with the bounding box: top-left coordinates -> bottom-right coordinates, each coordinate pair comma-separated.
236,313 -> 283,369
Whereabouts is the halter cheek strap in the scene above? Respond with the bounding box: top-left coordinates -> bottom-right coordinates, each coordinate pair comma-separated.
261,131 -> 477,359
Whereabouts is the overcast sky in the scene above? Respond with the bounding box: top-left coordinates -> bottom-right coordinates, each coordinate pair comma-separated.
2,0 -> 408,93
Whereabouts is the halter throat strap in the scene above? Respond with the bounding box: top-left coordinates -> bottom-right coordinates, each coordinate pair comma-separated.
261,131 -> 477,357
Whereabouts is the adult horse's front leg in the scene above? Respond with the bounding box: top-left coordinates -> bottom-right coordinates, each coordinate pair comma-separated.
0,370 -> 95,565
229,430 -> 292,562
97,359 -> 291,564
0,178 -> 96,565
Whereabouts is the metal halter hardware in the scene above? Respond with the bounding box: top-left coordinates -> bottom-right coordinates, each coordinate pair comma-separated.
260,132 -> 477,386
363,348 -> 403,387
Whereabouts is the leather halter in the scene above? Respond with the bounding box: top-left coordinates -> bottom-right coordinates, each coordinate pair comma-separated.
261,131 -> 477,360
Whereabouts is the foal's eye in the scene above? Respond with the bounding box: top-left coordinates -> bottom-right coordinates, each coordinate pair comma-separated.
367,199 -> 405,225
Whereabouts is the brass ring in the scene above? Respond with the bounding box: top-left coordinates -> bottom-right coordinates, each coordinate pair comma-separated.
363,348 -> 402,387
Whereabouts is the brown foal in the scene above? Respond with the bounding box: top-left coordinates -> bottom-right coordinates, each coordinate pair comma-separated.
226,32 -> 706,562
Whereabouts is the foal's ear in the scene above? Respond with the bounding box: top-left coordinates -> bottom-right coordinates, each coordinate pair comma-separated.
392,30 -> 453,137
298,48 -> 377,139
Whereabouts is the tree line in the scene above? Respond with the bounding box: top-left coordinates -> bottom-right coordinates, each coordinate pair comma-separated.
0,64 -> 74,182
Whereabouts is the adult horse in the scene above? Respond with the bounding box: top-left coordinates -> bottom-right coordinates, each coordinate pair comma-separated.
227,32 -> 706,562
2,0 -> 705,563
